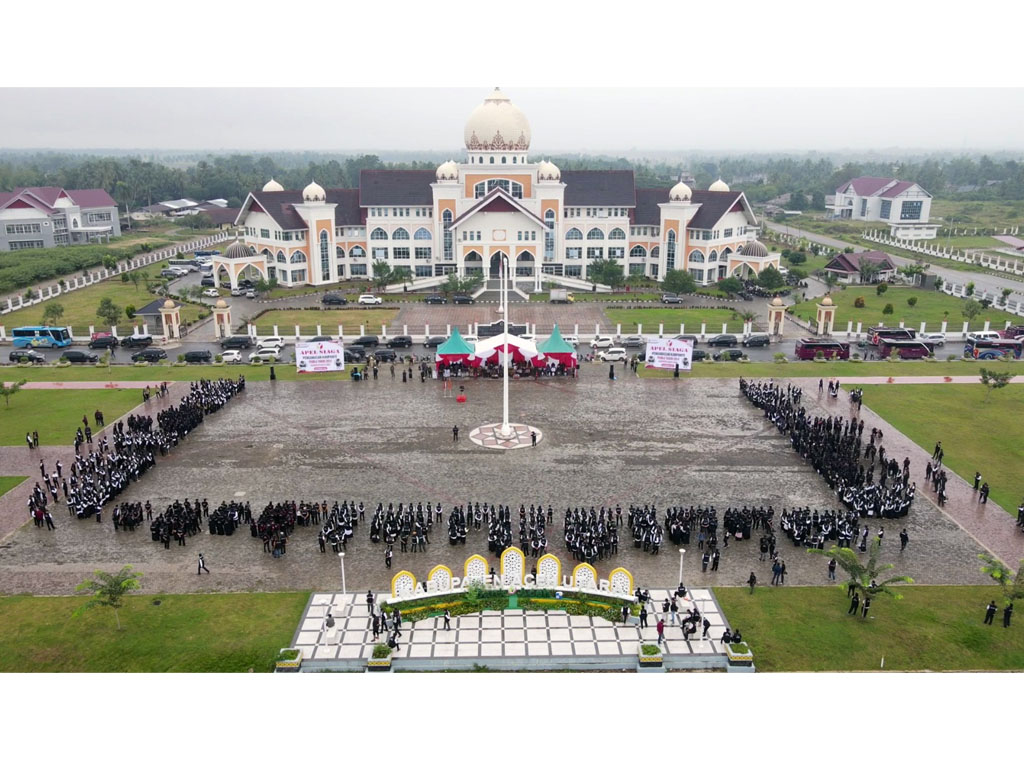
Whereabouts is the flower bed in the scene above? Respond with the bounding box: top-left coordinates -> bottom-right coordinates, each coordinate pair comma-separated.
368,643 -> 392,670
638,643 -> 663,667
275,647 -> 301,672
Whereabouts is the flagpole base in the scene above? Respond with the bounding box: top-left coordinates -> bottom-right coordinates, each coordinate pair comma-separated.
469,423 -> 542,450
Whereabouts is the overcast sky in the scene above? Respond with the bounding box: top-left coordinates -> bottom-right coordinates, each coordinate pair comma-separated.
2,88 -> 1023,155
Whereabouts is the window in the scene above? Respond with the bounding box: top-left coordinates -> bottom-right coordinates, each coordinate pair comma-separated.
372,247 -> 388,259
565,265 -> 582,277
544,209 -> 555,260
260,228 -> 270,239
690,251 -> 705,263
290,252 -> 307,264
350,263 -> 367,276
393,227 -> 409,240
666,231 -> 676,270
566,247 -> 582,260
370,227 -> 388,240
723,228 -> 733,238
608,247 -> 624,259
277,251 -> 286,263
565,227 -> 582,240
473,179 -> 523,199
586,228 -> 604,240
291,269 -> 307,283
350,246 -> 365,258
86,212 -> 112,223
900,200 -> 922,220
708,251 -> 718,263
336,247 -> 345,259
629,263 -> 646,275
880,200 -> 892,219
608,227 -> 625,240
336,265 -> 345,277
415,247 -> 431,259
860,199 -> 867,217
415,265 -> 432,277
689,267 -> 702,280
9,240 -> 44,250
5,223 -> 42,235
442,210 -> 453,260
587,247 -> 603,259
282,232 -> 293,241
630,245 -> 647,260
413,227 -> 431,240
320,231 -> 330,280
501,156 -> 507,164
392,247 -> 410,259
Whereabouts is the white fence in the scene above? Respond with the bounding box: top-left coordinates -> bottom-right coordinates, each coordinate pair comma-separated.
863,230 -> 1024,277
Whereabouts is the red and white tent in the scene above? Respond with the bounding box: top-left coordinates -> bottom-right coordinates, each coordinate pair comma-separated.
468,333 -> 545,367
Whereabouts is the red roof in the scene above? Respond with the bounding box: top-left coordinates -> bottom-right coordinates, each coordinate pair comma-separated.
8,186 -> 116,209
835,177 -> 896,196
824,250 -> 896,274
878,181 -> 916,198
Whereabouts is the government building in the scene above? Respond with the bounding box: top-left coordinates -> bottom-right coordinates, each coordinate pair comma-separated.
0,187 -> 120,251
224,89 -> 777,290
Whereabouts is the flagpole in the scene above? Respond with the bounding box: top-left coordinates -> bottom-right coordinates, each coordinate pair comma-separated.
501,253 -> 510,436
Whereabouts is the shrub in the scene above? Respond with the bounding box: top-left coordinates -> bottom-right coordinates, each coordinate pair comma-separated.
882,303 -> 894,315
787,252 -> 807,265
948,354 -> 959,361
854,296 -> 866,308
372,643 -> 392,659
125,305 -> 136,319
641,644 -> 662,656
907,296 -> 918,307
814,349 -> 824,360
215,353 -> 223,363
120,273 -> 129,283
177,354 -> 186,363
876,284 -> 888,296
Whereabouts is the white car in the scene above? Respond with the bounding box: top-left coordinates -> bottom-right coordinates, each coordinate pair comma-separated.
519,333 -> 536,342
591,335 -> 615,349
248,348 -> 281,363
258,337 -> 287,351
966,331 -> 1001,342
919,332 -> 946,346
598,347 -> 627,362
358,294 -> 383,305
169,266 -> 190,276
462,334 -> 479,343
201,288 -> 220,298
562,334 -> 580,347
221,350 -> 242,363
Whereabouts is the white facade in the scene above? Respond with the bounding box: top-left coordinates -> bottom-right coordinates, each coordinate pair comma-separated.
829,177 -> 938,240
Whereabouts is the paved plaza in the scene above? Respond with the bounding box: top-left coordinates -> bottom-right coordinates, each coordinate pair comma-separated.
0,374 -> 996,596
294,587 -> 729,669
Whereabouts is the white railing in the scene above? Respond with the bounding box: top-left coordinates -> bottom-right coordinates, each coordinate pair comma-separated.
862,229 -> 1024,277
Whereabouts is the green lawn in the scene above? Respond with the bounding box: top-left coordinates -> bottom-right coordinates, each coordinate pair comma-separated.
253,308 -> 399,335
0,388 -> 144,446
604,307 -> 744,333
0,476 -> 27,497
858,383 -> 1024,514
789,285 -> 1018,330
635,358 -> 1019,379
715,585 -> 1024,672
0,592 -> 309,672
931,199 -> 1024,230
2,272 -> 204,331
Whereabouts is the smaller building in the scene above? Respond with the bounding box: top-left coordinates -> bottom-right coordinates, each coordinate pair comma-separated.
828,177 -> 937,240
0,186 -> 120,251
823,250 -> 897,284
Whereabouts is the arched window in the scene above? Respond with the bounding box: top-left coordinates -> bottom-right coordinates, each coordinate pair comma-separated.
392,227 -> 409,240
413,227 -> 431,240
689,250 -> 705,263
276,251 -> 286,263
290,251 -> 307,264
350,245 -> 365,258
708,250 -> 718,263
630,245 -> 647,259
587,228 -> 604,240
320,230 -> 330,280
336,247 -> 345,259
370,227 -> 388,240
666,231 -> 676,270
442,210 -> 453,261
473,179 -> 524,199
609,228 -> 626,240
544,209 -> 555,260
651,246 -> 660,260
565,227 -> 583,240
501,156 -> 507,164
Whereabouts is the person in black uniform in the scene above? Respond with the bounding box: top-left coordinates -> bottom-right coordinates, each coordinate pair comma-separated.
984,600 -> 997,625
848,592 -> 860,615
443,608 -> 451,631
197,552 -> 210,575
366,590 -> 375,614
1004,603 -> 1014,628
639,604 -> 648,628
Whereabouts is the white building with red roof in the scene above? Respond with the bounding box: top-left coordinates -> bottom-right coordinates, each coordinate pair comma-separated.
828,176 -> 937,240
0,186 -> 120,251
230,89 -> 777,290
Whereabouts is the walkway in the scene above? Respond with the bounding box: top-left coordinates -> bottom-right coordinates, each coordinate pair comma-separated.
292,587 -> 732,670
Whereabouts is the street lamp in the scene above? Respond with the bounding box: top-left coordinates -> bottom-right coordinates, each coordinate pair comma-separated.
678,548 -> 686,586
338,551 -> 347,594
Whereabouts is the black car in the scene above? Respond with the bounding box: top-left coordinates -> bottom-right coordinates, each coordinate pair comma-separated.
424,294 -> 446,305
373,348 -> 397,362
706,334 -> 738,347
132,348 -> 167,362
692,349 -> 709,362
713,349 -> 745,362
386,335 -> 413,348
310,335 -> 333,342
200,277 -> 216,287
423,335 -> 447,348
9,349 -> 46,364
354,335 -> 379,347
88,335 -> 119,350
673,334 -> 699,345
61,350 -> 99,364
741,333 -> 770,347
238,279 -> 255,290
183,349 -> 212,363
345,346 -> 367,362
121,335 -> 153,349
453,295 -> 474,305
220,336 -> 253,350
321,293 -> 348,306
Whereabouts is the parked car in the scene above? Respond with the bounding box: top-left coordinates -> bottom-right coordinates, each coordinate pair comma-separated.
322,293 -> 348,306
453,295 -> 474,305
423,336 -> 447,348
202,288 -> 220,298
673,334 -> 700,345
221,349 -> 243,363
88,335 -> 119,350
354,335 -> 379,347
741,332 -> 770,347
9,349 -> 46,364
591,335 -> 615,349
691,349 -> 709,362
61,350 -> 99,364
183,350 -> 212,363
258,337 -> 287,351
598,347 -> 627,362
519,333 -> 537,342
424,294 -> 446,305
358,294 -> 383,305
621,335 -> 645,348
121,334 -> 153,348
713,349 -> 746,362
707,334 -> 738,347
131,348 -> 167,362
661,293 -> 683,304
245,289 -> 257,299
310,335 -> 333,342
230,287 -> 243,297
386,335 -> 413,348
562,334 -> 580,346
462,335 -> 478,343
238,279 -> 255,289
966,331 -> 1001,343
373,348 -> 397,362
160,268 -> 182,279
220,336 -> 253,350
345,346 -> 367,362
248,348 -> 281,363
200,277 -> 215,287
919,332 -> 946,346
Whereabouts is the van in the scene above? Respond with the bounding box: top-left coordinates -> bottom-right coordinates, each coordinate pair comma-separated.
599,347 -> 627,362
966,331 -> 1001,343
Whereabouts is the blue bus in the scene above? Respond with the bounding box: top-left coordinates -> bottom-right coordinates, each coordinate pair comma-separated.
12,326 -> 73,348
964,337 -> 1023,360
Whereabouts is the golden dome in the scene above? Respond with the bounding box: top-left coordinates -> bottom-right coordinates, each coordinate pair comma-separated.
821,295 -> 834,306
771,297 -> 784,307
464,88 -> 531,152
162,298 -> 175,309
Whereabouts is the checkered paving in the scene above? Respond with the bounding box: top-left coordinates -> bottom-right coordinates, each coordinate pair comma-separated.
293,588 -> 730,662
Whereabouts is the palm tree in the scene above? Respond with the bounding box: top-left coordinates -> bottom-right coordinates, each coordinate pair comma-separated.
822,271 -> 838,292
810,537 -> 914,615
74,565 -> 143,630
858,260 -> 881,285
978,554 -> 1024,606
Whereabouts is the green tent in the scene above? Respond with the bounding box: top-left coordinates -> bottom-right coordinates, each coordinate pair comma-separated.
436,327 -> 474,368
538,324 -> 578,367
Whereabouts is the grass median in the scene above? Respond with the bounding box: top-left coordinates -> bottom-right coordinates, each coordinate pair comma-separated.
604,307 -> 744,334
0,592 -> 309,672
251,308 -> 398,335
0,476 -> 27,497
0,388 -> 145,445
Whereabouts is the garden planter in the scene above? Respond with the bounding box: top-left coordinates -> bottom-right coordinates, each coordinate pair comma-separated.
638,644 -> 663,668
275,648 -> 302,672
726,643 -> 753,667
367,657 -> 392,671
